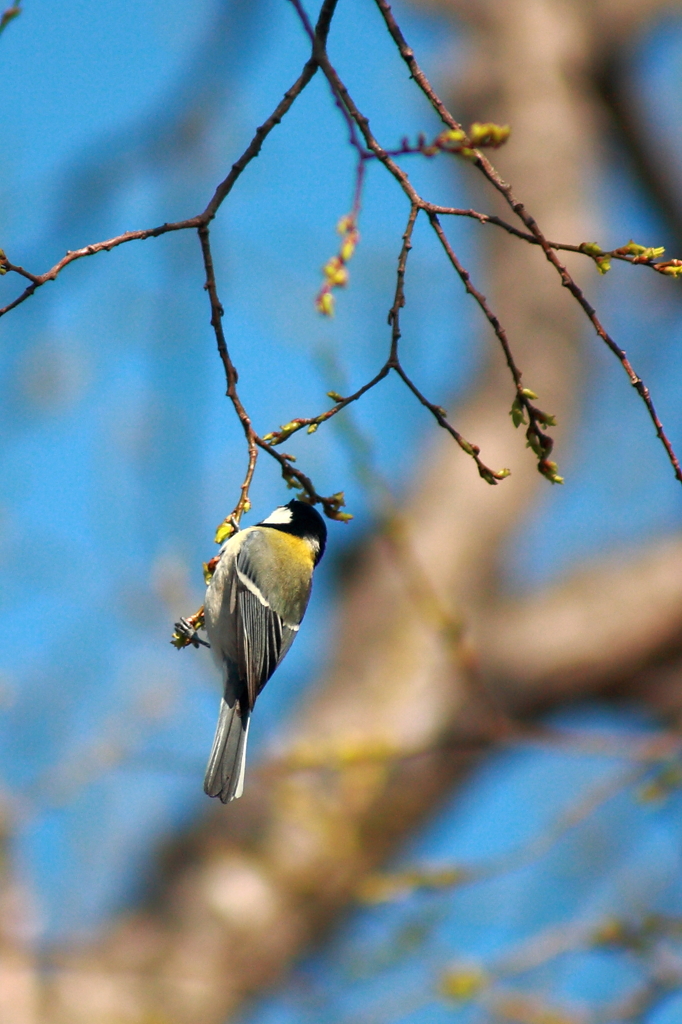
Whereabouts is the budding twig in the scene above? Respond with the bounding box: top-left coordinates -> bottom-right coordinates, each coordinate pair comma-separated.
1,0 -> 680,601
371,0 -> 682,485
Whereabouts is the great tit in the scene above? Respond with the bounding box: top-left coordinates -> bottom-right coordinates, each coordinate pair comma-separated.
203,498 -> 327,802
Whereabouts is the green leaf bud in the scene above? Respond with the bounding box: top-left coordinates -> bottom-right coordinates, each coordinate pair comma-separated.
580,242 -> 604,257
468,122 -> 511,148
510,397 -> 526,428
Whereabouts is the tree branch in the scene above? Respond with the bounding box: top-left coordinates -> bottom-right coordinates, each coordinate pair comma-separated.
372,0 -> 682,484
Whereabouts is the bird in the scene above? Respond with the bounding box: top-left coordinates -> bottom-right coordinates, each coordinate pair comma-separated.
203,498 -> 327,802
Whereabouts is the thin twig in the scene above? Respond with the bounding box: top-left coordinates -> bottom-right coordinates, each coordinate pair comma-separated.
203,0 -> 340,222
2,0 -> 679,501
387,203 -> 419,361
198,225 -> 258,524
0,221 -> 201,317
394,364 -> 508,484
190,0 -> 348,526
0,2 -> 20,36
264,200 -> 507,481
0,1 -> 340,320
291,0 -> 420,206
289,0 -> 507,481
388,208 -> 506,482
289,0 -> 369,161
2,0 -> 351,528
429,213 -> 561,482
198,223 -> 350,522
425,206 -> 679,273
372,0 -> 682,484
372,0 -> 463,130
263,366 -> 390,446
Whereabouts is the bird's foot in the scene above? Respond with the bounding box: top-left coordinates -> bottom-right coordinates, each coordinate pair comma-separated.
171,608 -> 210,649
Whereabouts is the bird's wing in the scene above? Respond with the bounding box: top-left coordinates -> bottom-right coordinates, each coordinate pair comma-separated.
233,537 -> 299,709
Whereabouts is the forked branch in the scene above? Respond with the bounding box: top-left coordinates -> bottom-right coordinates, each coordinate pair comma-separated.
1,0 -> 680,545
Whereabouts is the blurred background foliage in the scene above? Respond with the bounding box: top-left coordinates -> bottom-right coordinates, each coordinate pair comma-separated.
1,0 -> 682,1022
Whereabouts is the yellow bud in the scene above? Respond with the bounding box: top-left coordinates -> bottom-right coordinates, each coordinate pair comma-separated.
616,239 -> 665,259
440,967 -> 487,1001
580,241 -> 604,257
657,260 -> 682,277
323,256 -> 342,280
337,215 -> 354,235
593,918 -> 627,945
437,129 -> 466,149
631,245 -> 665,261
316,291 -> 335,316
468,122 -> 511,147
638,781 -> 667,803
542,460 -> 564,484
214,519 -> 235,544
340,237 -> 356,262
510,398 -> 526,428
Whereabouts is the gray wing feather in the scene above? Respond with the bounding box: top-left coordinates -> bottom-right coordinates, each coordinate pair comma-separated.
237,588 -> 297,709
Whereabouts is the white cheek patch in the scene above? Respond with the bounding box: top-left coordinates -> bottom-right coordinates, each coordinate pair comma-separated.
261,505 -> 293,526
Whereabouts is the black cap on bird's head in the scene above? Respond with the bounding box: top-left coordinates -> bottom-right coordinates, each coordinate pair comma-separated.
258,499 -> 327,563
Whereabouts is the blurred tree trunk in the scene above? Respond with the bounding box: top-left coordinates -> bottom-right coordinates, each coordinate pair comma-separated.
0,810 -> 39,1024
22,1 -> 682,1022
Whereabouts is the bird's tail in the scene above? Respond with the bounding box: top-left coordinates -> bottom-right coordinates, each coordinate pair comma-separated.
204,698 -> 251,802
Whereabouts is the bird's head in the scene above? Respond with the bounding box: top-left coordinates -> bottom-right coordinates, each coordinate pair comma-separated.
258,499 -> 327,564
